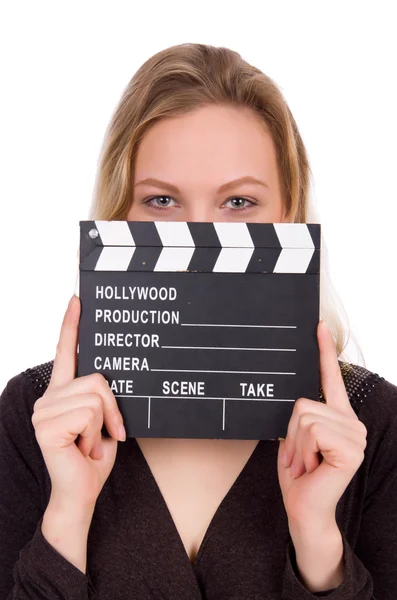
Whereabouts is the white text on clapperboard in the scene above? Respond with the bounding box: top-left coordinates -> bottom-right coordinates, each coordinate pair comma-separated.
92,285 -> 275,399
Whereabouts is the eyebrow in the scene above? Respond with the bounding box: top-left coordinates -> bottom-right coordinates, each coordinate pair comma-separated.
134,176 -> 269,194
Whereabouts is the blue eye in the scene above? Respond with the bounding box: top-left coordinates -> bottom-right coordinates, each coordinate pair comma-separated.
225,197 -> 254,210
144,196 -> 177,210
143,196 -> 256,211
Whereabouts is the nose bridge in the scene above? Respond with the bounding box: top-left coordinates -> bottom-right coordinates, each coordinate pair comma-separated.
183,197 -> 216,222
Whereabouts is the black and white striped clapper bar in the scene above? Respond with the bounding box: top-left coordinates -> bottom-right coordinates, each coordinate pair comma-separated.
78,220 -> 321,440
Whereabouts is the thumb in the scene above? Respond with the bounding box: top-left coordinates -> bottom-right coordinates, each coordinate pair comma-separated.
94,436 -> 119,480
277,438 -> 286,469
277,438 -> 292,493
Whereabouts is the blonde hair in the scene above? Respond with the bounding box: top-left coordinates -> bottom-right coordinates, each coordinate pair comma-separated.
85,42 -> 364,365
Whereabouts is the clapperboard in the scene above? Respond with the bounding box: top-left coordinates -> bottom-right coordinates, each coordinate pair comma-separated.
78,220 -> 321,440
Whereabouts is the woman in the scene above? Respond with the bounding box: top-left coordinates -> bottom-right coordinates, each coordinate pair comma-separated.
1,43 -> 396,599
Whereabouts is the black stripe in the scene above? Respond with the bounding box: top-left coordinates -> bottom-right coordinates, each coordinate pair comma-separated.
127,221 -> 162,246
187,247 -> 222,271
306,224 -> 321,249
187,222 -> 221,247
306,248 -> 321,273
246,223 -> 282,248
246,248 -> 283,272
127,247 -> 162,271
80,246 -> 103,271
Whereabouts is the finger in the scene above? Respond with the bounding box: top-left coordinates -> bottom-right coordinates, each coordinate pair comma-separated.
284,405 -> 366,468
78,429 -> 104,459
49,295 -> 81,389
291,420 -> 365,481
32,393 -> 120,437
318,321 -> 353,415
32,393 -> 103,426
291,421 -> 322,478
292,417 -> 332,478
38,373 -> 125,442
90,435 -> 104,460
34,405 -> 103,455
283,397 -> 342,466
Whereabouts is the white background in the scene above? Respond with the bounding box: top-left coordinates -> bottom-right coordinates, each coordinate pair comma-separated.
1,1 -> 396,391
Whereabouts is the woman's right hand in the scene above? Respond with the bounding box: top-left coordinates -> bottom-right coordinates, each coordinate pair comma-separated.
32,294 -> 126,512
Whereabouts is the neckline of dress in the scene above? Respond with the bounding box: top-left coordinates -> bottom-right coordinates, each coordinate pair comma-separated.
131,436 -> 264,570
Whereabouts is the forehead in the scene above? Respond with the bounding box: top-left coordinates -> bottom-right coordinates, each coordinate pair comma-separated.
133,105 -> 279,185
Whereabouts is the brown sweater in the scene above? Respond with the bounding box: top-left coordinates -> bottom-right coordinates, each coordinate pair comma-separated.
1,359 -> 396,599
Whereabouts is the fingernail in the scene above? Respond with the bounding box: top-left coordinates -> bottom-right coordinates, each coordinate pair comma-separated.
118,424 -> 126,441
68,294 -> 77,309
90,442 -> 103,460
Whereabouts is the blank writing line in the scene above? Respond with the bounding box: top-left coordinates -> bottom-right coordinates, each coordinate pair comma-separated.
162,345 -> 296,352
181,323 -> 297,329
151,369 -> 296,375
115,394 -> 296,402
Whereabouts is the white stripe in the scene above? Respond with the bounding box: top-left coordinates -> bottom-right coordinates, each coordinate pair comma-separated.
95,247 -> 135,270
213,247 -> 254,272
180,323 -> 296,328
273,223 -> 314,249
161,346 -> 296,351
274,248 -> 314,273
95,221 -> 135,246
154,221 -> 194,246
152,369 -> 296,375
154,247 -> 195,271
213,222 -> 254,247
116,394 -> 296,402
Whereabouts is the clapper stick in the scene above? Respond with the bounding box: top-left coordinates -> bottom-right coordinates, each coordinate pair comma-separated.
78,221 -> 321,440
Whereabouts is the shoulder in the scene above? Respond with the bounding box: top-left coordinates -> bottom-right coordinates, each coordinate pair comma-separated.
319,360 -> 396,418
0,361 -> 56,494
19,360 -> 54,398
337,360 -> 397,429
337,360 -> 397,416
0,360 -> 55,424
320,360 -> 397,451
338,361 -> 397,478
338,360 -> 395,416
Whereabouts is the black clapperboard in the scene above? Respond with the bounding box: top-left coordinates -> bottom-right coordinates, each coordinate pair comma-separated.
78,221 -> 321,440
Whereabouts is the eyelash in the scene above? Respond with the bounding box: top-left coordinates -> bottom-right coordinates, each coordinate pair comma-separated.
143,196 -> 256,212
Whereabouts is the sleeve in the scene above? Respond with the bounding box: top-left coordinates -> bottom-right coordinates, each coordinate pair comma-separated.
281,376 -> 397,600
0,373 -> 97,600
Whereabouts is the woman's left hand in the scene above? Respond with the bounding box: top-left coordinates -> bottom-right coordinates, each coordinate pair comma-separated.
277,321 -> 368,529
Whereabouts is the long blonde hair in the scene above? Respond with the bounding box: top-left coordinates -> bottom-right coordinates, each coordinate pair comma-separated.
85,42 -> 364,365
